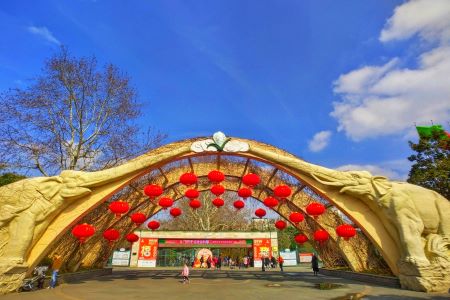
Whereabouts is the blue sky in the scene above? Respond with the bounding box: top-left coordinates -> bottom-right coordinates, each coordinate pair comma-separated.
1,0 -> 449,179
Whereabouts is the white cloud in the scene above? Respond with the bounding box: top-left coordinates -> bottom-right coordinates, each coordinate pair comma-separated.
332,0 -> 450,141
335,159 -> 411,180
380,0 -> 450,43
308,130 -> 332,152
27,26 -> 61,45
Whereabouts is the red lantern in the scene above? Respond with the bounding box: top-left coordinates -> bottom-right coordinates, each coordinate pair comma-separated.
189,199 -> 201,209
72,223 -> 95,243
158,197 -> 173,209
274,185 -> 292,198
233,200 -> 245,210
289,212 -> 304,224
306,202 -> 326,218
336,224 -> 356,240
314,230 -> 329,243
263,197 -> 279,208
237,187 -> 252,199
170,207 -> 182,218
126,233 -> 139,243
212,198 -> 225,208
103,228 -> 120,243
208,170 -> 225,183
109,201 -> 129,217
143,184 -> 163,198
294,234 -> 308,244
185,189 -> 199,199
255,208 -> 266,218
242,173 -> 260,187
180,172 -> 197,186
211,184 -> 225,196
147,220 -> 160,231
275,220 -> 287,230
130,212 -> 147,225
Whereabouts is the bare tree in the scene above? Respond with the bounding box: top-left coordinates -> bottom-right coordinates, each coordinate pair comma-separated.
160,192 -> 254,231
0,47 -> 165,176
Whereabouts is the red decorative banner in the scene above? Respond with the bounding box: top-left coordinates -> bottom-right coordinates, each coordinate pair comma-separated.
253,239 -> 271,262
159,239 -> 250,247
138,238 -> 158,260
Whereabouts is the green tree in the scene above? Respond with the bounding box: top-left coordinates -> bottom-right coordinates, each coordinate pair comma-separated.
407,131 -> 450,199
0,172 -> 26,187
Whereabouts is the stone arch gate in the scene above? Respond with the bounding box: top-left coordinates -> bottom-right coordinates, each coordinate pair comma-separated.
0,133 -> 449,293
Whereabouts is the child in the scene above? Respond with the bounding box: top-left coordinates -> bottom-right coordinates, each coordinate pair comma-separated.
181,263 -> 190,284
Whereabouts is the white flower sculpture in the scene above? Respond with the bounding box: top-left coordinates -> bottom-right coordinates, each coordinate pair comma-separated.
191,132 -> 249,153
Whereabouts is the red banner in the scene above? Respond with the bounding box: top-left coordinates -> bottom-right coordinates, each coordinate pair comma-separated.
161,239 -> 247,247
138,238 -> 158,260
253,239 -> 271,261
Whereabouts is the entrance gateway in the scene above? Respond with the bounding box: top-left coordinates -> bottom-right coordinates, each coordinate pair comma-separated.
124,231 -> 277,268
0,132 -> 448,293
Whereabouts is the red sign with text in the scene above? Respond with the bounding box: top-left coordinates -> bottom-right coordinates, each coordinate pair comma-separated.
253,239 -> 271,261
160,239 -> 248,247
138,238 -> 158,260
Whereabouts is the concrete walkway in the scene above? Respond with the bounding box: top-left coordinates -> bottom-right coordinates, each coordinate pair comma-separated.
1,267 -> 448,300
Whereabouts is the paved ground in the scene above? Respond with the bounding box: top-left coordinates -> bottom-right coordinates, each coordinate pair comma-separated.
1,267 -> 449,300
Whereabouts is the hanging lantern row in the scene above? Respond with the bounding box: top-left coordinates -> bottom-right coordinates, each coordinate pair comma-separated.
73,225 -> 143,244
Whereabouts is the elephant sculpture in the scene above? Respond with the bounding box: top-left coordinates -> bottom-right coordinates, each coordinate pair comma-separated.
0,145 -> 189,274
308,170 -> 450,267
249,144 -> 450,292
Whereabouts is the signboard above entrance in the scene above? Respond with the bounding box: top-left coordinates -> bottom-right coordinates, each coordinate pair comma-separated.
158,239 -> 252,248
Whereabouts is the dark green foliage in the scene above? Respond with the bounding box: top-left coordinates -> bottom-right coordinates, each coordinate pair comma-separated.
407,131 -> 450,199
0,172 -> 26,186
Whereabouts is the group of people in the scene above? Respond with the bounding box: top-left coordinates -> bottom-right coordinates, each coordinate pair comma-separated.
261,255 -> 284,272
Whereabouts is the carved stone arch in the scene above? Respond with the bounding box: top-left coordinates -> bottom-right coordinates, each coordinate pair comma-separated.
48,155 -> 389,276
2,134 -> 447,293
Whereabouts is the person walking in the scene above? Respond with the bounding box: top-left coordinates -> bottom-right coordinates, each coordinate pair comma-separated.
216,255 -> 222,270
277,256 -> 284,272
312,253 -> 319,276
200,255 -> 205,268
48,253 -> 62,289
206,256 -> 212,269
270,256 -> 277,269
181,263 -> 190,284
